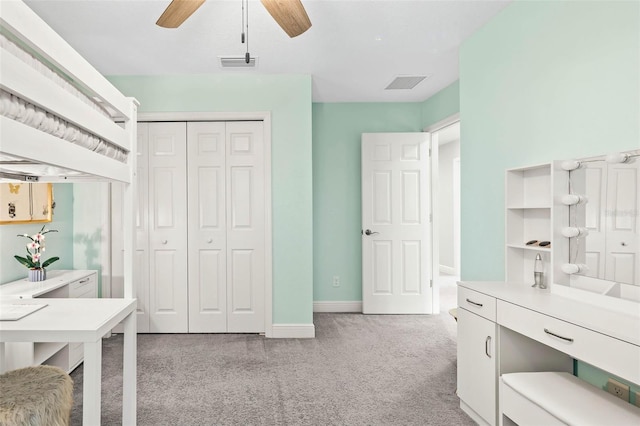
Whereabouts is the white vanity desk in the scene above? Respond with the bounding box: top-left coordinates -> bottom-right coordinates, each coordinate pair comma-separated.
0,298 -> 137,425
457,280 -> 640,426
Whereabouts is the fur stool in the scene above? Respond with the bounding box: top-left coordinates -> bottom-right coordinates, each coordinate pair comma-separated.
0,365 -> 73,426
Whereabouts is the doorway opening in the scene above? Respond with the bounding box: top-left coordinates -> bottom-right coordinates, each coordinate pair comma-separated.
427,117 -> 460,314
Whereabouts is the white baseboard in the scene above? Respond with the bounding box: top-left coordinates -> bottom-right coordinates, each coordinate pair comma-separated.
439,265 -> 457,275
271,323 -> 315,338
313,301 -> 363,313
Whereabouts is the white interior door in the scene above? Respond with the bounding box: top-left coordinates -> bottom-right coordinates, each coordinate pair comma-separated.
605,162 -> 639,285
187,122 -> 228,332
226,121 -> 265,332
361,132 -> 433,314
148,122 -> 188,333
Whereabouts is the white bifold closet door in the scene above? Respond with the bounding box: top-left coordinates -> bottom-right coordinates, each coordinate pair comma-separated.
187,121 -> 265,333
148,122 -> 188,333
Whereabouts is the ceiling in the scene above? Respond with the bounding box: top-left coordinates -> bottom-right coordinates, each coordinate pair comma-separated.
24,0 -> 511,103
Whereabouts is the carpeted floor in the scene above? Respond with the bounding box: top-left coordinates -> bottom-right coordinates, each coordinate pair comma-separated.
69,309 -> 470,425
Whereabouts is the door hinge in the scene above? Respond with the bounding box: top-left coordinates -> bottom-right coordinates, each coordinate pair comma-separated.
429,279 -> 433,288
429,148 -> 432,157
429,213 -> 433,223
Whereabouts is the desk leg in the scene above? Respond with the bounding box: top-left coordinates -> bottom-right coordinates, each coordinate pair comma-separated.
122,312 -> 137,425
83,339 -> 102,425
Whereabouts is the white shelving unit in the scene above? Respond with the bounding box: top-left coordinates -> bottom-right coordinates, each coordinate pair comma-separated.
505,163 -> 553,285
0,270 -> 97,373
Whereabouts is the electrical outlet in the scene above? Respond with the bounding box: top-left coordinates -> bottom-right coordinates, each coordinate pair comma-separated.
332,275 -> 340,287
635,391 -> 640,408
606,378 -> 630,402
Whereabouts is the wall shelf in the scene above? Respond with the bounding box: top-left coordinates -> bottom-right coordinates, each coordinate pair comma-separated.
505,163 -> 553,284
506,244 -> 552,252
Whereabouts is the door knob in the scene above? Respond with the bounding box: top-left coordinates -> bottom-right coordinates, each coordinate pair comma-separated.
161,240 -> 168,245
364,229 -> 379,236
207,238 -> 213,244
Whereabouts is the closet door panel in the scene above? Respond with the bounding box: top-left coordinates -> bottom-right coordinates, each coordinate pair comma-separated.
188,122 -> 227,332
226,121 -> 265,333
148,122 -> 188,333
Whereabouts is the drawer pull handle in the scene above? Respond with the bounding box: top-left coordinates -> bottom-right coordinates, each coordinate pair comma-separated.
485,336 -> 492,358
78,279 -> 90,284
466,298 -> 483,308
544,328 -> 574,343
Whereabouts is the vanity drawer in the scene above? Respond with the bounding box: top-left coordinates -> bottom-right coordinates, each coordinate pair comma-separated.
458,287 -> 497,322
69,274 -> 97,298
498,301 -> 640,384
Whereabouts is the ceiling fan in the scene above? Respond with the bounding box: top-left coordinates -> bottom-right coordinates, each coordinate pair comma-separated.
156,0 -> 312,38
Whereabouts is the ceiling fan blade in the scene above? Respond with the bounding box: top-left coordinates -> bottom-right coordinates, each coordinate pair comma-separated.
156,0 -> 206,28
260,0 -> 312,38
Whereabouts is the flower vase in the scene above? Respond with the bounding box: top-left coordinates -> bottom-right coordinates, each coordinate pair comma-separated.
28,268 -> 46,282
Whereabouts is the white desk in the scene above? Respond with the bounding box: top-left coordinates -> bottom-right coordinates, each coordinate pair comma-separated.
0,298 -> 137,425
456,281 -> 640,426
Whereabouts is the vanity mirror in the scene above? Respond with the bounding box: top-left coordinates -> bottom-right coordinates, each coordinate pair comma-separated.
554,149 -> 639,307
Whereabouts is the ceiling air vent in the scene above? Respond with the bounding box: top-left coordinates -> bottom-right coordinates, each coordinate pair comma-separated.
384,75 -> 429,90
219,56 -> 258,68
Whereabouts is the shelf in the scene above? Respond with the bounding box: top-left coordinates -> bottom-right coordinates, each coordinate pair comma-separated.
34,342 -> 67,365
506,205 -> 551,210
507,244 -> 552,252
505,163 -> 553,283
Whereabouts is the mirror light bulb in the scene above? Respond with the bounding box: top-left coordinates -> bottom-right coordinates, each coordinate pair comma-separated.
561,160 -> 582,171
561,263 -> 588,275
561,227 -> 589,238
605,152 -> 630,164
561,194 -> 588,205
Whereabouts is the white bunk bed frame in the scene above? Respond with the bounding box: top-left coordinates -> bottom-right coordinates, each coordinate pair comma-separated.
0,0 -> 137,423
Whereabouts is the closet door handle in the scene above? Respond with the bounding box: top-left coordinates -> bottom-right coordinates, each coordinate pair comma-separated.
544,328 -> 574,343
161,240 -> 168,245
207,238 -> 213,244
466,298 -> 483,308
485,336 -> 492,358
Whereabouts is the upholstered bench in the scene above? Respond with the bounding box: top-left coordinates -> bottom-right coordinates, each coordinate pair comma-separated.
0,365 -> 73,426
500,372 -> 640,426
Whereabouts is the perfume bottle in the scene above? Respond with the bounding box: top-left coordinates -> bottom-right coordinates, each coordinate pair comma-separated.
534,253 -> 546,289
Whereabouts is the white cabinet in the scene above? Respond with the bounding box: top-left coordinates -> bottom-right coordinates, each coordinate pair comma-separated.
457,288 -> 498,426
0,270 -> 97,372
115,121 -> 267,334
505,163 -> 552,285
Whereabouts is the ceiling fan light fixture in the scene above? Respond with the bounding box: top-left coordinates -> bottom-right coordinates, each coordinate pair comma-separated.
219,56 -> 258,68
385,75 -> 430,90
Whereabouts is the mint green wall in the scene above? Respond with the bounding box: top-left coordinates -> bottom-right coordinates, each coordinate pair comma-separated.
312,103 -> 423,301
459,0 -> 639,394
0,184 -> 74,283
108,74 -> 313,325
420,80 -> 460,128
576,362 -> 640,406
459,0 -> 639,281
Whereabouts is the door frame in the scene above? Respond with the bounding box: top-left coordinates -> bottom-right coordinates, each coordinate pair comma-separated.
137,111 -> 273,337
424,113 -> 460,314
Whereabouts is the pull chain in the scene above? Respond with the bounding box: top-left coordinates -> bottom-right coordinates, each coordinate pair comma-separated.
241,0 -> 245,43
245,0 -> 250,63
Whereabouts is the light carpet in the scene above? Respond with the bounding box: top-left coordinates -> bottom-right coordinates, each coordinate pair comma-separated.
69,312 -> 472,425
